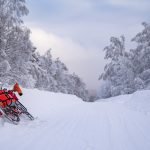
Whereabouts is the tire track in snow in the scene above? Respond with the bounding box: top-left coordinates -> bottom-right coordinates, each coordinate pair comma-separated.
22,103 -> 88,150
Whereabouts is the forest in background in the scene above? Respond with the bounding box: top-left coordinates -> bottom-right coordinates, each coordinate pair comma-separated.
98,22 -> 150,99
0,0 -> 89,101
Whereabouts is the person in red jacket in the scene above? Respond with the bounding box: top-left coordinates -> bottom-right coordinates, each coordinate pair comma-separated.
12,83 -> 23,96
8,83 -> 23,102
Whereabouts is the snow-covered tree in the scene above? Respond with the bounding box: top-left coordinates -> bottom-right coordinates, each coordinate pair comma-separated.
30,50 -> 57,91
130,22 -> 150,89
0,0 -> 34,87
69,73 -> 89,101
5,27 -> 34,87
0,0 -> 29,53
99,35 -> 134,98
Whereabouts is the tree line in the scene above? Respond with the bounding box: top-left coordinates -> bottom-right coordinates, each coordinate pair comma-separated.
0,0 -> 89,101
98,22 -> 150,98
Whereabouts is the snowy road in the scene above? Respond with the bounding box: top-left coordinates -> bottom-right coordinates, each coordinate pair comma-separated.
0,89 -> 150,150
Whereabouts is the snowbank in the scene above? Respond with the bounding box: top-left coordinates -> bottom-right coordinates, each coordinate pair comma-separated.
20,88 -> 83,119
125,90 -> 150,114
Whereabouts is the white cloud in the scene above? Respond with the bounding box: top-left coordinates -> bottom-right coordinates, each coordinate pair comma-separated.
30,27 -> 90,60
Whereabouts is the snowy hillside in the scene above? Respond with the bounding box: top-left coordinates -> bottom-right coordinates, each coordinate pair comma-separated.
0,89 -> 150,150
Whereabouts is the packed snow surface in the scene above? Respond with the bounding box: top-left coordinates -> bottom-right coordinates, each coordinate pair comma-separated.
0,89 -> 150,150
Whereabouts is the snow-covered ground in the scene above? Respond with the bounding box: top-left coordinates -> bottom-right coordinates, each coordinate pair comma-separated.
0,89 -> 150,150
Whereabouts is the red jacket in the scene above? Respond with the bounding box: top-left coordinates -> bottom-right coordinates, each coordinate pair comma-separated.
0,90 -> 17,108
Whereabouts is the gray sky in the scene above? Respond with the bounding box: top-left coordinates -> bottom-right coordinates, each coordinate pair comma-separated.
24,0 -> 150,90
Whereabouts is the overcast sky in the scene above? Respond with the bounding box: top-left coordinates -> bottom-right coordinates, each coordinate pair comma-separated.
24,0 -> 150,90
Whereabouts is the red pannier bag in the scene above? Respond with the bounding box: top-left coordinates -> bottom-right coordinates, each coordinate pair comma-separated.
0,90 -> 15,108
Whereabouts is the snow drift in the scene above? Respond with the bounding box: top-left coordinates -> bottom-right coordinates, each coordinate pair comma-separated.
0,88 -> 150,150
